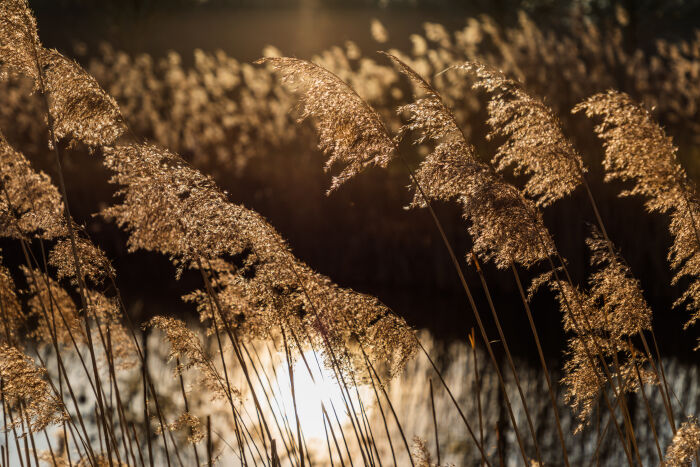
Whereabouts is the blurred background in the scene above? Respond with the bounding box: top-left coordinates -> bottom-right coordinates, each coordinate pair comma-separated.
3,0 -> 700,362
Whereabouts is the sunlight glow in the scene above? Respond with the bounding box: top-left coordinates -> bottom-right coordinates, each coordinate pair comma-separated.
274,350 -> 350,440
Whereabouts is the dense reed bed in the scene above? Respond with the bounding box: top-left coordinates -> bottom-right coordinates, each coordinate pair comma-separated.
0,1 -> 698,465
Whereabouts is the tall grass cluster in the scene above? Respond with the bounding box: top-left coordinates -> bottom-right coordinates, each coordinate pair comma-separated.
0,1 -> 698,465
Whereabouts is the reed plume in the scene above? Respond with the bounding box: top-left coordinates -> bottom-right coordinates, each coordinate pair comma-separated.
87,290 -> 137,369
0,127 -> 114,289
167,412 -> 205,445
389,53 -> 554,269
0,131 -> 65,240
149,316 -> 232,401
574,90 -> 700,345
458,62 -> 658,436
0,0 -> 125,148
257,57 -> 395,193
664,417 -> 700,466
457,61 -> 585,207
103,142 -> 416,378
0,255 -> 24,344
557,230 -> 655,429
48,237 -> 113,286
411,437 -> 437,467
586,231 -> 652,339
0,344 -> 67,433
40,48 -> 127,148
0,1 -> 696,463
22,266 -> 84,346
0,0 -> 39,83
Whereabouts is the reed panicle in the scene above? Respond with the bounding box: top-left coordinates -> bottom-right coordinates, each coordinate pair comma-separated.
48,237 -> 113,286
257,57 -> 395,193
411,436 -> 435,467
1,1 -> 125,149
455,62 -> 660,443
556,230 -> 656,431
103,142 -> 416,379
167,412 -> 205,445
22,266 -> 84,346
0,256 -> 24,345
0,0 -> 40,83
0,128 -> 115,290
39,49 -> 127,148
148,316 -> 233,401
87,291 -> 137,370
664,417 -> 700,466
388,53 -> 554,269
0,131 -> 65,240
586,230 -> 652,339
575,90 -> 700,346
457,61 -> 585,207
0,344 -> 67,433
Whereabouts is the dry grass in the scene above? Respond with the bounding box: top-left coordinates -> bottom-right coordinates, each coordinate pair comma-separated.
0,1 -> 698,465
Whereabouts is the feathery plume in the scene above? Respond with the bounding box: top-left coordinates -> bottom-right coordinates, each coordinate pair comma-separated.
148,316 -> 233,401
0,131 -> 65,240
257,57 -> 395,192
86,290 -> 137,369
0,255 -> 24,344
370,19 -> 389,44
665,416 -> 700,466
0,2 -> 125,148
574,90 -> 700,343
22,266 -> 85,346
40,49 -> 126,147
0,344 -> 67,432
168,412 -> 205,444
586,230 -> 652,338
388,53 -> 553,268
0,0 -> 40,82
48,237 -> 114,286
457,61 -> 585,207
556,230 -> 654,429
102,143 -> 248,264
104,142 -> 416,377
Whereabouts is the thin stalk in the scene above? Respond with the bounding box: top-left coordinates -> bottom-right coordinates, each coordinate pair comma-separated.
364,357 -> 398,467
554,252 -> 642,465
130,423 -> 146,467
323,411 -> 337,467
470,254 -> 543,463
359,349 -> 412,466
142,336 -> 155,467
510,263 -> 570,466
176,358 -> 201,466
579,168 -> 677,437
4,394 -> 26,467
415,339 -> 492,467
645,331 -> 676,432
207,415 -> 212,467
329,403 -> 355,467
281,329 -> 305,467
429,379 -> 440,466
544,253 -> 635,465
197,261 -> 274,459
628,339 -> 663,465
322,404 -> 346,467
247,344 -> 300,465
469,329 -> 486,467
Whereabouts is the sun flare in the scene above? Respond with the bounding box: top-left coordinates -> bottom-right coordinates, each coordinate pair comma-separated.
274,350 -> 353,441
